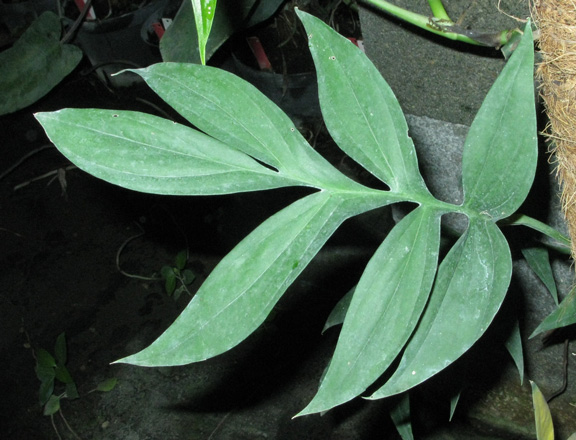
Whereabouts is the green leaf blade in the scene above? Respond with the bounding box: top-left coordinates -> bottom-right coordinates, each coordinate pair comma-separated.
0,12 -> 82,115
190,0 -> 217,65
505,319 -> 524,385
531,381 -> 555,440
299,207 -> 441,415
54,332 -> 67,365
372,218 -> 512,399
390,393 -> 414,440
530,286 -> 576,338
461,23 -> 536,219
96,378 -> 118,392
130,63 -> 358,191
115,191 -> 391,366
43,394 -> 60,416
161,0 -> 284,63
36,109 -> 300,195
297,10 -> 429,195
322,286 -> 354,334
522,247 -> 558,305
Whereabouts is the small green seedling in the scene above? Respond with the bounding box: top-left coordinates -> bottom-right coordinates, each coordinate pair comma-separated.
35,333 -> 117,439
160,250 -> 196,300
116,227 -> 197,300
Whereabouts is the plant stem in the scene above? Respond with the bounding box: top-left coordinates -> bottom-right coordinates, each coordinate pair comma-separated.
499,213 -> 571,254
357,0 -> 514,47
427,0 -> 451,22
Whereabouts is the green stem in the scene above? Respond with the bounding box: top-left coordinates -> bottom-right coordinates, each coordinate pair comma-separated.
357,0 -> 514,48
499,213 -> 571,254
427,0 -> 451,22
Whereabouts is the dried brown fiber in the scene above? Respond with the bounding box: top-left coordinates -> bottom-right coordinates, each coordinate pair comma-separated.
533,0 -> 576,258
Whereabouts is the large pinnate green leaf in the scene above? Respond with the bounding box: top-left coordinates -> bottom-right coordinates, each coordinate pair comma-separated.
35,109 -> 300,195
0,12 -> 82,115
130,63 -> 358,191
461,23 -> 536,220
116,190 -> 391,366
371,217 -> 512,399
297,10 -> 429,196
299,207 -> 441,415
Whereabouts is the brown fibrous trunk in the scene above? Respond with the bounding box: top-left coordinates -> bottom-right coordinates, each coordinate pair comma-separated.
533,0 -> 576,257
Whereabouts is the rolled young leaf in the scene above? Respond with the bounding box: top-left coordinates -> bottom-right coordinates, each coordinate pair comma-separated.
371,217 -> 512,398
161,0 -> 284,63
461,22 -> 536,220
299,206 -> 441,415
297,10 -> 430,196
190,0 -> 217,65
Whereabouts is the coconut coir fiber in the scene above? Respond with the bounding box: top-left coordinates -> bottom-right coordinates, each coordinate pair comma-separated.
533,0 -> 576,257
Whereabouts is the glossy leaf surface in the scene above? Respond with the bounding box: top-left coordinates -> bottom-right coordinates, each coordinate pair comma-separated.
298,10 -> 429,196
300,207 -> 441,414
461,23 -> 536,220
117,191 -> 391,366
372,217 -> 512,398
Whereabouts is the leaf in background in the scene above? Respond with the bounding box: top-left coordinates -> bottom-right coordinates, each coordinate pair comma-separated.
322,287 -> 354,334
461,22 -> 536,220
530,286 -> 576,338
161,0 -> 284,63
531,381 -> 554,440
54,364 -> 74,384
115,191 -> 391,366
372,217 -> 512,399
0,12 -> 82,115
130,64 -> 359,191
96,378 -> 118,392
190,0 -> 217,65
505,319 -> 524,385
36,109 -> 301,195
299,207 -> 441,415
65,381 -> 79,400
54,332 -> 67,366
38,377 -> 55,406
43,394 -> 60,416
390,393 -> 414,440
36,348 -> 56,371
297,10 -> 429,196
175,250 -> 188,271
450,390 -> 462,421
522,247 -> 558,305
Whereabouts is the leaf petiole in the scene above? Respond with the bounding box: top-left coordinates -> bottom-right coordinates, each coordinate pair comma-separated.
498,212 -> 571,253
358,0 -> 517,48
